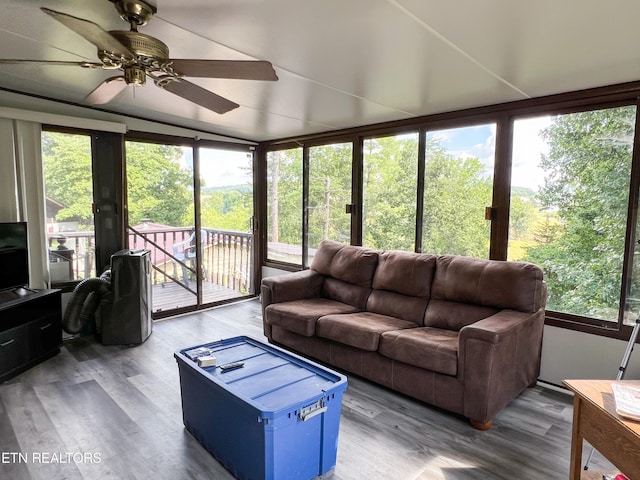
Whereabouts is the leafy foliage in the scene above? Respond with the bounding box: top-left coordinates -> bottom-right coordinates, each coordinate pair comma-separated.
363,135 -> 418,251
308,143 -> 353,246
523,106 -> 636,319
422,140 -> 492,257
267,148 -> 303,245
125,142 -> 192,226
42,132 -> 93,228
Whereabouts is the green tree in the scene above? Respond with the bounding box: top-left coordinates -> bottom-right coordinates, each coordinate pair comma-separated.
267,148 -> 303,245
308,143 -> 352,246
269,137 -> 495,257
524,106 -> 635,318
42,132 -> 94,228
125,142 -> 193,226
363,135 -> 418,251
422,140 -> 492,257
201,187 -> 252,231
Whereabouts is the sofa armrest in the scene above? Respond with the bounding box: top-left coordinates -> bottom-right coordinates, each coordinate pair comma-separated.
458,308 -> 545,425
459,309 -> 540,344
261,270 -> 325,307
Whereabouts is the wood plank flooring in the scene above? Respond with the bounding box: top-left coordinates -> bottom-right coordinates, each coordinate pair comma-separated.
0,299 -> 616,480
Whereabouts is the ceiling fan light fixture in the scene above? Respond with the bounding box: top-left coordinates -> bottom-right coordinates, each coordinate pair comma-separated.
124,65 -> 146,86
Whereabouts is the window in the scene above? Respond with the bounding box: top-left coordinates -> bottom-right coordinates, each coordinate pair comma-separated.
42,130 -> 95,284
307,142 -> 352,265
266,148 -> 303,264
422,124 -> 496,257
363,133 -> 418,251
509,106 -> 636,324
198,146 -> 254,295
260,91 -> 640,337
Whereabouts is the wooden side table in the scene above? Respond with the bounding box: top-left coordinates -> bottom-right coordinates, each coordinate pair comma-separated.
563,379 -> 640,480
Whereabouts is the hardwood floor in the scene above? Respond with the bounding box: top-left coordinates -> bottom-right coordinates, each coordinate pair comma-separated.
0,299 -> 616,480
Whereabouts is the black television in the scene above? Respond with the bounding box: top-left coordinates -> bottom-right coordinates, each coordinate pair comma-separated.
0,222 -> 29,292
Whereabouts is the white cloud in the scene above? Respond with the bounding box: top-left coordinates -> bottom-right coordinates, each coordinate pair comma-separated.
512,116 -> 552,191
182,148 -> 253,188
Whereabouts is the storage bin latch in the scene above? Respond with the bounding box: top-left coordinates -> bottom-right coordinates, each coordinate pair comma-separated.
299,399 -> 327,421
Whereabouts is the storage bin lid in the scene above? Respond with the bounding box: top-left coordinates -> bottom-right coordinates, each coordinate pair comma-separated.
175,336 -> 347,416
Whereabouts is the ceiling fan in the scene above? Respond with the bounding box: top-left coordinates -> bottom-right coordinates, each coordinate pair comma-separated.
0,0 -> 278,114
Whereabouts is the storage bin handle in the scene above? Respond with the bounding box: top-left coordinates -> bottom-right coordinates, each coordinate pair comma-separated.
1,339 -> 15,347
299,399 -> 327,421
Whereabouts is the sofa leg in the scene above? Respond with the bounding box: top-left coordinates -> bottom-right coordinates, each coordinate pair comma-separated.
469,419 -> 493,430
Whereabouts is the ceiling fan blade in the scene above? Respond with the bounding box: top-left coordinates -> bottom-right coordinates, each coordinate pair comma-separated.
158,78 -> 239,114
85,76 -> 127,105
169,60 -> 278,81
41,8 -> 134,61
0,59 -> 103,68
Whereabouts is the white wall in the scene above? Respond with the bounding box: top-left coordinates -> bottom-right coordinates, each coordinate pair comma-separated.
262,266 -> 640,385
540,325 -> 640,384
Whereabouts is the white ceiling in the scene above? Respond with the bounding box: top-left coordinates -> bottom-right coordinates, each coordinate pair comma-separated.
1,0 -> 640,142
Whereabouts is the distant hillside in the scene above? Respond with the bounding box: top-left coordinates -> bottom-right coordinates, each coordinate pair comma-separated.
511,186 -> 537,202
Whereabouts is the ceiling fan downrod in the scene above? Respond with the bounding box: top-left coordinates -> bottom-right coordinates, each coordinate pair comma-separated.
109,0 -> 157,27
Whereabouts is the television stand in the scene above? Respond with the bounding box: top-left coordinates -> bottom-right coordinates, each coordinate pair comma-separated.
0,286 -> 37,303
0,289 -> 62,383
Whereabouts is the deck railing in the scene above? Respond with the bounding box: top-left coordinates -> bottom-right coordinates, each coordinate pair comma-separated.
48,232 -> 96,282
48,227 -> 254,296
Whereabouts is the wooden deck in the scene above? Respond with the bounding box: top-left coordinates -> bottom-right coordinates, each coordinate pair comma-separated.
151,280 -> 250,313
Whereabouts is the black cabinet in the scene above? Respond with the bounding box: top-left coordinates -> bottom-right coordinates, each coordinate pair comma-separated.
0,289 -> 62,382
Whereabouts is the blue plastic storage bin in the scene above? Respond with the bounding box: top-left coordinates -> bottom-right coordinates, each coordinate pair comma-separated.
174,336 -> 348,480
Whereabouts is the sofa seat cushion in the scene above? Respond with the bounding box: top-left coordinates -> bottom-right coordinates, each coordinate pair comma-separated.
379,327 -> 459,376
316,312 -> 416,351
265,299 -> 359,337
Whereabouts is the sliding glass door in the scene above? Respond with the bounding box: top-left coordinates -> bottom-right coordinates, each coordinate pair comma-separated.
198,146 -> 255,303
125,140 -> 255,316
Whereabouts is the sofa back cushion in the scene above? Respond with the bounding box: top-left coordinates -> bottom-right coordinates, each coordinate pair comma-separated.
366,250 -> 437,324
366,290 -> 429,324
372,250 -> 436,297
311,240 -> 379,287
310,240 -> 379,309
322,277 -> 372,310
424,255 -> 546,330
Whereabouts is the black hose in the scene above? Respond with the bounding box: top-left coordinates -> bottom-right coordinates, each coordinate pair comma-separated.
62,271 -> 111,334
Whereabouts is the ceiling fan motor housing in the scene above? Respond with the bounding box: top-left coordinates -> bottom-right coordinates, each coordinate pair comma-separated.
108,31 -> 169,60
98,31 -> 170,85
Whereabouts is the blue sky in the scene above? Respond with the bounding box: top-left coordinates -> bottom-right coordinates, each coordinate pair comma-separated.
428,118 -> 550,191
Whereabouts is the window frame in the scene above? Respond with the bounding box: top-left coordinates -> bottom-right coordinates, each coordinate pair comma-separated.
259,82 -> 640,341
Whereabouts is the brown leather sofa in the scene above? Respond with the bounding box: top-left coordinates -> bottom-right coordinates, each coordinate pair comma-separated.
261,240 -> 547,429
